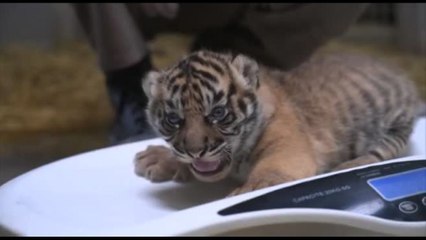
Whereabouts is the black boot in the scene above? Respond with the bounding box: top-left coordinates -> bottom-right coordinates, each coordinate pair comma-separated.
105,57 -> 157,145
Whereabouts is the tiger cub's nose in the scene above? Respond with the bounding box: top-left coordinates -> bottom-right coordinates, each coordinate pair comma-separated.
186,146 -> 208,158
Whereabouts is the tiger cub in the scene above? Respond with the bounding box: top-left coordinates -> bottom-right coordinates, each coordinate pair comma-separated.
134,50 -> 420,196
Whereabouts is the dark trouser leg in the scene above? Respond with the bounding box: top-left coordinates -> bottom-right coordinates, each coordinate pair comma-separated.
237,3 -> 369,70
188,4 -> 368,70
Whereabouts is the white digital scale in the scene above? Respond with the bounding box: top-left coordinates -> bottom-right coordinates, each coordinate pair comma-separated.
0,118 -> 425,236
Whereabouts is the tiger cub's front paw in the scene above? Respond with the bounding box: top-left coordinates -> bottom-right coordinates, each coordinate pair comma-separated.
134,145 -> 192,183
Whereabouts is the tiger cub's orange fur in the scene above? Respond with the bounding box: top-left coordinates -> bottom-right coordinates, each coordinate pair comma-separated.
134,50 -> 420,196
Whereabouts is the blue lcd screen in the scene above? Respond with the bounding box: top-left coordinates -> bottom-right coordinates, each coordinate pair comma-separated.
368,168 -> 426,201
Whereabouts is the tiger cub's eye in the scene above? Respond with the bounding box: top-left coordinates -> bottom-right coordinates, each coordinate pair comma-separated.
166,112 -> 181,126
210,106 -> 227,121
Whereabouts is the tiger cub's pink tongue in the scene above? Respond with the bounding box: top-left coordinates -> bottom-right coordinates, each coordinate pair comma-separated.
192,158 -> 221,172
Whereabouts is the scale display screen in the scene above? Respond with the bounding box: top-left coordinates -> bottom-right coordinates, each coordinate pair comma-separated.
368,167 -> 426,201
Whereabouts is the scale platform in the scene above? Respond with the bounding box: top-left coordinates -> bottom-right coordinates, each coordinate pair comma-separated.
0,118 -> 425,236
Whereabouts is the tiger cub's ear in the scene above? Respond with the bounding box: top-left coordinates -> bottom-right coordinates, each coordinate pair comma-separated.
231,54 -> 259,89
142,71 -> 161,99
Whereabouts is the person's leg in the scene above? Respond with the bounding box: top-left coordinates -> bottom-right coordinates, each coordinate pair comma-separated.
171,4 -> 261,59
186,4 -> 368,71
237,3 -> 370,70
72,3 -> 155,144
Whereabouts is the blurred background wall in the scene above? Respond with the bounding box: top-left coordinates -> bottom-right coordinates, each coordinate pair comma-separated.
0,3 -> 425,186
0,3 -> 82,49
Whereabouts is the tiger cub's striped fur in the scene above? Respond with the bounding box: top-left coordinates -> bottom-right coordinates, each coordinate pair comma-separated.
134,50 -> 420,196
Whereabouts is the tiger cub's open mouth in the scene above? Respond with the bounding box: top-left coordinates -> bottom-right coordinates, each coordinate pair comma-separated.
190,158 -> 229,176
